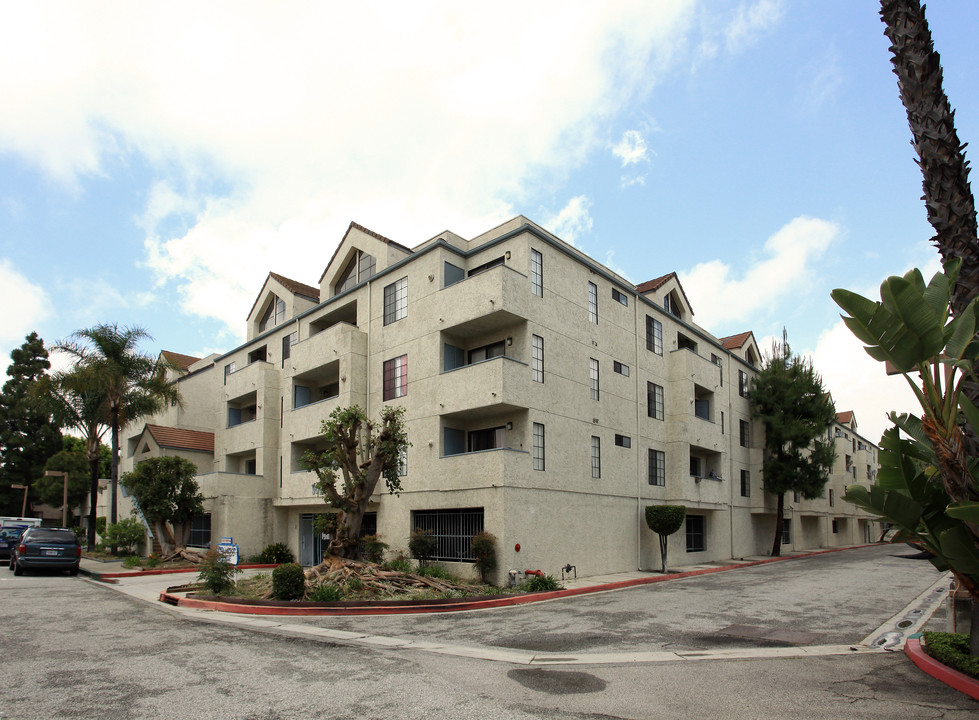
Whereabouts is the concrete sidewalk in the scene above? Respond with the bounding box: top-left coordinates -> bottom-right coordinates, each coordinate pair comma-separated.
77,544 -> 953,668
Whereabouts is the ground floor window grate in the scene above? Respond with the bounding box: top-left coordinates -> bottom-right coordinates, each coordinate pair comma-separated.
187,513 -> 211,549
412,508 -> 484,562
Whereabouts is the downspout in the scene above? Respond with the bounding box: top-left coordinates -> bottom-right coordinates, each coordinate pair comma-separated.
366,280 -> 372,412
728,358 -> 735,559
634,298 -> 643,571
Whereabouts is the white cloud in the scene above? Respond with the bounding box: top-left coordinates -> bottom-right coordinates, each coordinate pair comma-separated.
808,321 -> 920,444
0,259 -> 49,354
544,196 -> 594,246
725,0 -> 784,52
680,215 -> 838,328
0,1 -> 700,335
612,130 -> 649,166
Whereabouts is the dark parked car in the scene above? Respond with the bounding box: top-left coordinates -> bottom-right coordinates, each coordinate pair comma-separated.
0,526 -> 26,561
9,527 -> 81,576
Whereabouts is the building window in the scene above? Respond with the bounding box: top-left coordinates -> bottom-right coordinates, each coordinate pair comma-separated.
224,361 -> 236,380
281,332 -> 298,366
686,515 -> 706,552
382,355 -> 408,401
647,382 -> 664,420
412,508 -> 484,562
613,361 -> 630,376
468,341 -> 505,364
740,469 -> 750,497
468,426 -> 505,452
259,296 -> 286,332
664,293 -> 681,318
614,434 -> 631,448
678,332 -> 698,353
738,370 -> 749,398
589,358 -> 600,400
832,519 -> 839,534
398,447 -> 408,476
694,385 -> 712,421
829,489 -> 835,507
711,353 -> 723,385
588,282 -> 598,324
782,519 -> 792,545
533,423 -> 545,471
646,316 -> 663,355
612,288 -> 628,306
689,455 -> 701,477
383,277 -> 408,325
532,334 -> 544,383
187,514 -> 212,549
531,249 -> 543,297
648,449 -> 665,486
468,256 -> 505,277
591,436 -> 601,478
334,250 -> 376,295
793,491 -> 800,503
739,420 -> 750,448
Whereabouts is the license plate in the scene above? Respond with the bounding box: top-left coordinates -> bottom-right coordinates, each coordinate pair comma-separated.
43,550 -> 59,556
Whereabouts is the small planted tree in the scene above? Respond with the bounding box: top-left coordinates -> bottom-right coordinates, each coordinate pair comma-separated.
302,405 -> 409,560
122,456 -> 204,560
408,528 -> 437,567
471,531 -> 497,584
645,505 -> 685,573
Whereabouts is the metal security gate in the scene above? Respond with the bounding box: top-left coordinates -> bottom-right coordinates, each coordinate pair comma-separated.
412,508 -> 484,562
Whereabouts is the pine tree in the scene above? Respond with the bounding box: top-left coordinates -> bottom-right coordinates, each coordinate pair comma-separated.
0,333 -> 63,515
749,332 -> 836,557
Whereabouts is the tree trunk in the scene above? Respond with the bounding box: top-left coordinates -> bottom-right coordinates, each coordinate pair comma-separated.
153,520 -> 176,557
330,506 -> 365,560
110,404 -> 120,553
659,534 -> 669,573
86,453 -> 99,552
771,493 -> 784,557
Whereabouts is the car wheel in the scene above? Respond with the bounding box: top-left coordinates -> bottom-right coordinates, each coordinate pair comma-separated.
7,559 -> 13,571
13,561 -> 23,576
69,567 -> 78,576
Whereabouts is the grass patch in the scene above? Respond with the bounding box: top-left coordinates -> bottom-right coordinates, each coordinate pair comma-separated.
922,632 -> 979,680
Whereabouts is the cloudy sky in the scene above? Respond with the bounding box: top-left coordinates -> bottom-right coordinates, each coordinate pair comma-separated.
1,0 -> 977,443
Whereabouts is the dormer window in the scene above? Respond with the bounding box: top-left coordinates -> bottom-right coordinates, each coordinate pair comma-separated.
664,292 -> 681,319
259,296 -> 286,332
333,250 -> 376,296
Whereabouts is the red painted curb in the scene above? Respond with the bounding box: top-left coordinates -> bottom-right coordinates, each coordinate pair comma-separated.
905,638 -> 979,701
159,544 -> 879,616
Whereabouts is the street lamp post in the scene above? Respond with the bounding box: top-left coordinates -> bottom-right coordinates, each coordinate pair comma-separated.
44,471 -> 69,527
10,484 -> 28,516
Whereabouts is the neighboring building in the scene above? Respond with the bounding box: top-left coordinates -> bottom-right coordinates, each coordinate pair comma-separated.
117,216 -> 881,579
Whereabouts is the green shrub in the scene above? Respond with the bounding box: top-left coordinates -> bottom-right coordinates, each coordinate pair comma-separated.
471,531 -> 497,584
346,576 -> 364,592
95,516 -> 106,538
145,554 -> 160,568
271,563 -> 306,600
197,549 -> 242,595
123,555 -> 141,568
525,574 -> 561,592
408,529 -> 437,565
923,632 -> 979,679
71,526 -> 86,542
257,542 -> 295,564
384,557 -> 413,574
361,534 -> 388,564
309,583 -> 344,602
417,564 -> 453,580
103,517 -> 146,555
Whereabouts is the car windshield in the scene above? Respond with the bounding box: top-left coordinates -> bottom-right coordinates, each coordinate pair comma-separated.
26,530 -> 77,544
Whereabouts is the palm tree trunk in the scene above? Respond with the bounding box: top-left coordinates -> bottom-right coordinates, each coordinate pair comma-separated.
110,404 -> 119,553
86,454 -> 99,551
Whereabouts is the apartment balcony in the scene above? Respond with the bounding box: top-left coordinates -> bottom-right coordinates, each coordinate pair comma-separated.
437,264 -> 531,337
438,356 -> 531,419
667,346 -> 722,389
224,359 -> 278,400
195,470 -> 276,499
431,446 -> 526,493
288,321 -> 367,388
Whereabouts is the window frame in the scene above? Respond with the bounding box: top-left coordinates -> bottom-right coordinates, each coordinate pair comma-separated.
531,248 -> 543,297
646,316 -> 663,355
591,436 -> 601,478
685,515 -> 706,552
739,419 -> 750,448
531,334 -> 544,383
532,422 -> 545,471
588,282 -> 598,324
589,358 -> 600,400
740,469 -> 750,497
612,288 -> 628,306
383,276 -> 408,326
648,449 -> 665,486
647,382 -> 664,421
613,360 -> 630,377
382,354 -> 408,401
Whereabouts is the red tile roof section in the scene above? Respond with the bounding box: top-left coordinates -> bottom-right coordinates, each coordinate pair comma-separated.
720,331 -> 752,350
161,351 -> 202,371
268,272 -> 319,301
636,273 -> 676,294
145,425 -> 214,453
836,411 -> 854,425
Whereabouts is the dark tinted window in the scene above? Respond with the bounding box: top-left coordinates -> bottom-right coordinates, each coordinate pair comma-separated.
25,529 -> 78,544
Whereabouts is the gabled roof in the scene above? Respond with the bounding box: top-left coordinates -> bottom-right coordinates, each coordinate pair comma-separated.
636,273 -> 676,294
145,424 -> 214,453
247,271 -> 319,321
719,331 -> 753,350
268,272 -> 319,301
317,221 -> 413,284
836,411 -> 854,426
161,351 -> 202,371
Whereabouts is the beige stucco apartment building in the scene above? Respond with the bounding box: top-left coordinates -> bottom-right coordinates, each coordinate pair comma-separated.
117,216 -> 881,580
